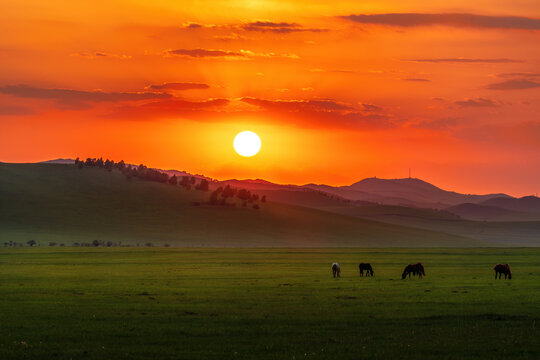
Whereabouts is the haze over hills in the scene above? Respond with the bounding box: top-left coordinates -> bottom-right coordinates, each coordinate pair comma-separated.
0,163 -> 482,247
29,158 -> 540,228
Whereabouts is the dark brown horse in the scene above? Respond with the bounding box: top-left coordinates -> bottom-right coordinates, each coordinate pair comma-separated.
494,264 -> 512,279
332,262 -> 341,278
359,263 -> 374,277
402,263 -> 425,279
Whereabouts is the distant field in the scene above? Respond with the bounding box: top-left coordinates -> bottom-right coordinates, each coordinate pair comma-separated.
1,248 -> 540,359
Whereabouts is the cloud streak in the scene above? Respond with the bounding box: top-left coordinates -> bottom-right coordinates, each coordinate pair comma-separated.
341,13 -> 540,30
240,21 -> 327,33
241,97 -> 394,129
147,82 -> 210,91
164,48 -> 298,60
454,98 -> 500,107
0,84 -> 171,110
486,79 -> 540,90
404,58 -> 521,63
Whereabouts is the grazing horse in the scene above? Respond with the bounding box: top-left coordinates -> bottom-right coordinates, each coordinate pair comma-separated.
331,262 -> 341,278
402,263 -> 426,279
359,263 -> 374,277
494,264 -> 512,279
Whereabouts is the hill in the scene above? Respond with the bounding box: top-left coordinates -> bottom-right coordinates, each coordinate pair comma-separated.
305,178 -> 510,208
0,163 -> 482,247
480,196 -> 540,214
446,203 -> 540,222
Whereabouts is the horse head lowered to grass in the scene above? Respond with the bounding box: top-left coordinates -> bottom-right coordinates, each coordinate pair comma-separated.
402,263 -> 425,279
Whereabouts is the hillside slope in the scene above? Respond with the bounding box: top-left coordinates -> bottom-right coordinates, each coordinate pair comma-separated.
0,163 -> 482,247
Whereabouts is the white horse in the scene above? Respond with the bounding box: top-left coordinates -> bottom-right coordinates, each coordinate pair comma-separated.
332,262 -> 341,278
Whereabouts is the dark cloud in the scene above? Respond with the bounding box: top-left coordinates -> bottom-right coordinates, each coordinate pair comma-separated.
0,84 -> 171,110
0,84 -> 170,105
241,97 -> 353,112
167,48 -> 244,58
178,21 -> 327,34
454,98 -> 499,107
362,103 -> 382,111
165,48 -> 298,60
341,13 -> 540,30
241,97 -> 394,129
486,79 -> 540,90
241,21 -> 327,33
147,82 -> 210,91
405,58 -> 521,63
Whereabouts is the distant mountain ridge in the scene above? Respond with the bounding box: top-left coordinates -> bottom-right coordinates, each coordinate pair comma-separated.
36,158 -> 539,216
305,177 -> 511,208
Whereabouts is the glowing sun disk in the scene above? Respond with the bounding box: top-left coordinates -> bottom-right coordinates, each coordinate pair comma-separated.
234,131 -> 261,157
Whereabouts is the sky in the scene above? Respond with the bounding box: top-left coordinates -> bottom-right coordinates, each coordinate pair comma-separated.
0,0 -> 539,196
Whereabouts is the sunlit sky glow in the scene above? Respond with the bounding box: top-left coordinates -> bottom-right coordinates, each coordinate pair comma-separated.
0,0 -> 539,196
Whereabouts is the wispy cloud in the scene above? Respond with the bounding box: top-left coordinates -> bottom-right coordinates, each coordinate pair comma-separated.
486,79 -> 540,90
404,58 -> 521,63
341,13 -> 540,30
402,78 -> 430,82
180,21 -> 327,34
0,84 -> 171,110
240,97 -> 394,129
454,98 -> 500,107
164,48 -> 298,60
70,52 -> 132,59
241,98 -> 353,112
240,21 -> 327,33
146,82 -> 210,91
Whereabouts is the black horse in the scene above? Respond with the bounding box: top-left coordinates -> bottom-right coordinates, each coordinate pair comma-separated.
332,262 -> 341,278
494,264 -> 512,279
402,263 -> 425,279
359,263 -> 374,277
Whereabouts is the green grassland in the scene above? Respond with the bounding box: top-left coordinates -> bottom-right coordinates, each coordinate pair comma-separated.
0,163 -> 481,247
1,248 -> 540,359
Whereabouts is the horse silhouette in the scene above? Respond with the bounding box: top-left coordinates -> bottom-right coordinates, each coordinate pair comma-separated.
359,263 -> 374,277
402,263 -> 425,279
494,264 -> 512,279
332,262 -> 341,278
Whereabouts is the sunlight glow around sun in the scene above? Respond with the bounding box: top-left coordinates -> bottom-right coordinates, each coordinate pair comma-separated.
233,131 -> 261,157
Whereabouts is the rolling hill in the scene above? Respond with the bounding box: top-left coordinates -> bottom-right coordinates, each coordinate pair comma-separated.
479,196 -> 540,214
0,163 -> 483,247
305,177 -> 511,208
446,203 -> 540,222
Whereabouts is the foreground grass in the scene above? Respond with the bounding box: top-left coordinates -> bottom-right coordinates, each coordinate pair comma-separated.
1,248 -> 539,359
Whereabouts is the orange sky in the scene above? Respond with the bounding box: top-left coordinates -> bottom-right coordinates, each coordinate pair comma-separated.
1,0 -> 539,196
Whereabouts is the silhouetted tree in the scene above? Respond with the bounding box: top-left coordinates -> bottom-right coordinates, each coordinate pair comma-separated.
169,175 -> 178,185
196,179 -> 209,191
261,195 -> 266,203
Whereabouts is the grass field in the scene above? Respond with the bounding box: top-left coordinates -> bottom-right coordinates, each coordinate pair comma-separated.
1,248 -> 540,359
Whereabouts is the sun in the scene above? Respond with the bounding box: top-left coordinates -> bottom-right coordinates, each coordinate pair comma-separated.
233,131 -> 261,157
